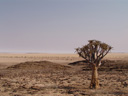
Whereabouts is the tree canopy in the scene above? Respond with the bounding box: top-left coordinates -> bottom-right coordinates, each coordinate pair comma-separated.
76,40 -> 112,66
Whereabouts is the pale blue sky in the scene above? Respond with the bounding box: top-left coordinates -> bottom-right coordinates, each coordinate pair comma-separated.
0,0 -> 128,53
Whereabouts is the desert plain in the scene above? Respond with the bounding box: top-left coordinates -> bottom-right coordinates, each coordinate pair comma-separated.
0,53 -> 128,96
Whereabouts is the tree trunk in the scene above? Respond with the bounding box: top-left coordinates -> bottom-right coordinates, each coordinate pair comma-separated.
90,64 -> 99,89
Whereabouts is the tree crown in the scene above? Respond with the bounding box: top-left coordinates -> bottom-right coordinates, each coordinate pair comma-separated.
76,40 -> 112,65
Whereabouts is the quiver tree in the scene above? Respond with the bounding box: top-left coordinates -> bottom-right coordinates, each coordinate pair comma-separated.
76,40 -> 112,89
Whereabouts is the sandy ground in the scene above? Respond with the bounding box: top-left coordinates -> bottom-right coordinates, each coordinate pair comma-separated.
0,53 -> 127,67
0,53 -> 128,96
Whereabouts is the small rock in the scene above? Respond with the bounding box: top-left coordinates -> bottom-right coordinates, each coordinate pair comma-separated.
67,89 -> 74,94
30,86 -> 42,90
80,92 -> 86,95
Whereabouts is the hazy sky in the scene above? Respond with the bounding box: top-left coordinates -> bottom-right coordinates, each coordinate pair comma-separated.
0,0 -> 128,53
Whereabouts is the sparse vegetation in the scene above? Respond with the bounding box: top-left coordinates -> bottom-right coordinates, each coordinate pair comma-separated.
0,53 -> 128,96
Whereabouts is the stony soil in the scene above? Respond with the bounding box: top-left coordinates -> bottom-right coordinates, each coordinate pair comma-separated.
0,60 -> 128,96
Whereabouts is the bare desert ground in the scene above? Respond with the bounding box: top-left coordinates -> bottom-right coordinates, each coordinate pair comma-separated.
0,53 -> 128,96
